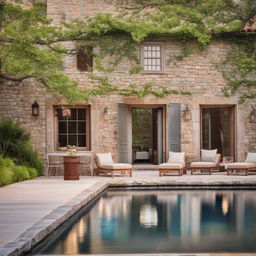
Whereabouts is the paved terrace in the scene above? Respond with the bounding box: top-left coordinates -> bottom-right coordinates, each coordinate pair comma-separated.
0,171 -> 256,256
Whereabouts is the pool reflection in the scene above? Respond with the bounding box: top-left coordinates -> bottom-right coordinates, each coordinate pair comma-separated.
39,190 -> 256,254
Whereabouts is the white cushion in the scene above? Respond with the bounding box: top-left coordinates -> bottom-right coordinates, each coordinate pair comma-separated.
201,149 -> 217,162
159,163 -> 185,169
215,154 -> 221,164
245,152 -> 256,163
191,162 -> 217,168
227,162 -> 256,169
168,152 -> 185,164
96,153 -> 113,167
100,163 -> 132,170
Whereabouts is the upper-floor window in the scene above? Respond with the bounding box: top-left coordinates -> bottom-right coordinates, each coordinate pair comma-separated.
77,47 -> 93,72
141,43 -> 164,73
55,106 -> 90,150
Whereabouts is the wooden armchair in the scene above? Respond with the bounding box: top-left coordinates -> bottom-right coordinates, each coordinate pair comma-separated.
190,149 -> 221,175
94,153 -> 132,178
159,152 -> 186,176
227,152 -> 256,176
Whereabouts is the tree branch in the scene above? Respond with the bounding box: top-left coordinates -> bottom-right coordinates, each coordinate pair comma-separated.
0,38 -> 14,43
0,73 -> 37,82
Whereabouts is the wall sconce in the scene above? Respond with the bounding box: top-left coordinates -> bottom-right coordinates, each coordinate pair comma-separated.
248,106 -> 256,123
103,107 -> 108,114
54,106 -> 71,119
31,100 -> 39,116
182,105 -> 191,121
61,107 -> 71,118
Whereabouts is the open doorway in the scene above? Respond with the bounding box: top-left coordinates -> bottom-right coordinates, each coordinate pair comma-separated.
201,105 -> 235,161
132,107 -> 164,165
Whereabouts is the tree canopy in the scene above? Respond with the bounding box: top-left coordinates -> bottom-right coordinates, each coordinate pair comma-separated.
0,0 -> 255,103
0,0 -> 87,102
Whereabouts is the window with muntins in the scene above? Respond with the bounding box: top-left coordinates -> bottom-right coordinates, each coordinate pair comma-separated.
141,44 -> 164,72
56,107 -> 90,150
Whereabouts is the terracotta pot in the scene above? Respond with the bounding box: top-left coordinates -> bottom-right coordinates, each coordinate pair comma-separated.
63,156 -> 80,180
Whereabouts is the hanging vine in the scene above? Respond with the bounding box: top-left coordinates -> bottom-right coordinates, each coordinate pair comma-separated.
1,0 -> 255,103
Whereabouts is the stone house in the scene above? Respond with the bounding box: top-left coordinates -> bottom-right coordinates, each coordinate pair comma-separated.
0,0 -> 255,173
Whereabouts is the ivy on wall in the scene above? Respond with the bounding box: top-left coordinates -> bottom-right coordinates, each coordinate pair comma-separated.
62,0 -> 256,103
0,0 -> 255,103
220,36 -> 256,103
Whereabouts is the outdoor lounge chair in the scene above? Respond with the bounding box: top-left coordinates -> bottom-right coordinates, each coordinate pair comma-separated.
159,152 -> 185,176
190,149 -> 221,175
226,152 -> 256,176
94,153 -> 133,178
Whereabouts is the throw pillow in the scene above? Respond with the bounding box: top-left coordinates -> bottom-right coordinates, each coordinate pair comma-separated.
201,149 -> 217,162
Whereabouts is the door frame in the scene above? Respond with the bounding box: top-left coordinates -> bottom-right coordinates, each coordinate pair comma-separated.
129,104 -> 167,164
200,104 -> 236,161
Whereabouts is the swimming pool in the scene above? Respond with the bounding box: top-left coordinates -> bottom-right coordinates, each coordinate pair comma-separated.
35,190 -> 256,254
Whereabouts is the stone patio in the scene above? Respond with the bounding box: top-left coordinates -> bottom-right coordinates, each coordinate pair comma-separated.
0,171 -> 256,256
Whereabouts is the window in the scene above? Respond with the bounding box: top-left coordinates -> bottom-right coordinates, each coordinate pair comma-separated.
77,47 -> 93,72
141,43 -> 164,73
55,107 -> 90,150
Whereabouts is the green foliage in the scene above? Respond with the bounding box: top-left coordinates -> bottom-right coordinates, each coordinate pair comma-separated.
13,143 -> 44,175
0,155 -> 38,185
0,1 -> 87,102
12,165 -> 30,182
129,65 -> 143,74
0,0 -> 255,102
70,0 -> 255,102
0,156 -> 14,185
86,76 -> 191,98
220,38 -> 256,103
0,118 -> 43,174
132,108 -> 152,149
27,167 -> 37,179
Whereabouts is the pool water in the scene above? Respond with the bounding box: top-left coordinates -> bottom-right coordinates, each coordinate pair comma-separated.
36,190 -> 256,254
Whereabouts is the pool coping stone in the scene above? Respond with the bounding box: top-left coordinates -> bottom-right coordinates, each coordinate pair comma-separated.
0,181 -> 108,256
0,178 -> 256,256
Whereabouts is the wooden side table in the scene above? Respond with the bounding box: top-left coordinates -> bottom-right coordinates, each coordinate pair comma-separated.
63,156 -> 80,180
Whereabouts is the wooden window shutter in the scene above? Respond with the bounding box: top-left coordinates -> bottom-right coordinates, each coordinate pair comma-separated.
168,103 -> 181,152
77,47 -> 93,71
118,103 -> 132,163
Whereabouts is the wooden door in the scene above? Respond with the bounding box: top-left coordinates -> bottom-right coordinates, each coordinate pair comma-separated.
201,106 -> 235,160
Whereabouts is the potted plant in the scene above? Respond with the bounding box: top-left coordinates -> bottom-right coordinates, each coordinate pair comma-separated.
63,145 -> 80,180
67,145 -> 78,156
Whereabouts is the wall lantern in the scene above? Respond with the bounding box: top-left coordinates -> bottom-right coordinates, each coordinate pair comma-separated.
248,106 -> 256,123
61,107 -> 71,118
182,105 -> 191,121
31,100 -> 39,116
54,106 -> 71,119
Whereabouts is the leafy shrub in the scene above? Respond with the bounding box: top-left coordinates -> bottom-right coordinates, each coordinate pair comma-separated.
0,157 -> 14,185
12,166 -> 30,182
0,155 -> 39,185
27,167 -> 37,179
12,143 -> 44,175
0,118 -> 43,175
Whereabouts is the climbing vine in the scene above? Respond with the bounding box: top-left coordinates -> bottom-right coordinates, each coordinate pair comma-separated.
220,36 -> 256,103
1,0 -> 255,102
66,0 -> 256,102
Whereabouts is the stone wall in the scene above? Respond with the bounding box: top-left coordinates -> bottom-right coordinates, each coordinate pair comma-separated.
0,80 -> 48,162
0,0 -> 255,172
47,0 -> 116,25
